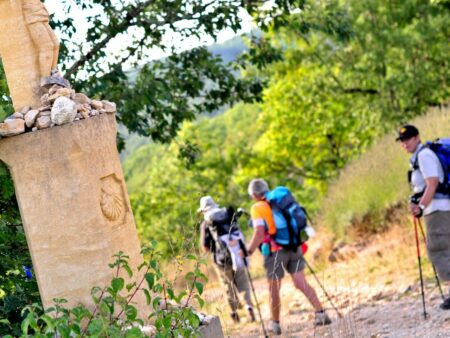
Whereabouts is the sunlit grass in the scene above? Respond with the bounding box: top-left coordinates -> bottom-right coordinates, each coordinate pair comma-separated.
320,106 -> 450,238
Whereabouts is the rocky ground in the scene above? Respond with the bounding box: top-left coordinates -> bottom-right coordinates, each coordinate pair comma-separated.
203,226 -> 450,338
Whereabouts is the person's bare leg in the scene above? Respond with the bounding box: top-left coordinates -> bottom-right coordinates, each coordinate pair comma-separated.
291,271 -> 323,310
268,278 -> 282,321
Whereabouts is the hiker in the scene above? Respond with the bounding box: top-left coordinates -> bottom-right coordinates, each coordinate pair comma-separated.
396,124 -> 450,310
198,196 -> 256,323
246,179 -> 331,335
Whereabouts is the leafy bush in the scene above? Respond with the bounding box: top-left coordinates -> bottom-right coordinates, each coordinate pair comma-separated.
0,243 -> 208,337
320,106 -> 450,238
0,163 -> 40,337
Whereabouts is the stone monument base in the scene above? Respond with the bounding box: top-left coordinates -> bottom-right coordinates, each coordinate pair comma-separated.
0,114 -> 147,315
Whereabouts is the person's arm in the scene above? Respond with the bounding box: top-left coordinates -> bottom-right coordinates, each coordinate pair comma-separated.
410,177 -> 439,216
410,151 -> 441,217
199,221 -> 210,253
247,226 -> 265,255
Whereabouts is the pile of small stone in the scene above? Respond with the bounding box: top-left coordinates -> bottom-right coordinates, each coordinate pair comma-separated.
0,84 -> 117,137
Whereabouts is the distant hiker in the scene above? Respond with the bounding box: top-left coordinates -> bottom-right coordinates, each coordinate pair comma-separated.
198,196 -> 256,323
246,179 -> 331,335
396,124 -> 450,310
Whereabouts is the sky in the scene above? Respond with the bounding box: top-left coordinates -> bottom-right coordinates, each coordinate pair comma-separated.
45,1 -> 255,71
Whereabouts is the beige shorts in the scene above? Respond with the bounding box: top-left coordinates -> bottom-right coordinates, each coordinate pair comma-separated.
424,210 -> 450,281
263,247 -> 305,280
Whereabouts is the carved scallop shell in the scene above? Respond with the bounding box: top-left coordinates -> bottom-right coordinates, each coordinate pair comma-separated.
100,174 -> 126,222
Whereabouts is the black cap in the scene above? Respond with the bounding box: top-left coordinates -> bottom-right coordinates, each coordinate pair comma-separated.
395,124 -> 419,141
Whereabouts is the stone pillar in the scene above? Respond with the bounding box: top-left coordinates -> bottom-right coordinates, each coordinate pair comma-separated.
0,0 -> 42,110
0,114 -> 147,314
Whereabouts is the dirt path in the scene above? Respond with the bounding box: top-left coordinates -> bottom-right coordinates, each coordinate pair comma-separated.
202,227 -> 450,337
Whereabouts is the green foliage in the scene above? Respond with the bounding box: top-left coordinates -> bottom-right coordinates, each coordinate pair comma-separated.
0,61 -> 13,121
1,245 -> 207,337
320,107 -> 450,237
125,103 -> 262,257
243,0 -> 450,125
124,0 -> 450,252
0,163 -> 40,337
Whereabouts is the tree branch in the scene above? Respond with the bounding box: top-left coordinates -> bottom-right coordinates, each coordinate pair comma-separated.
66,0 -> 155,77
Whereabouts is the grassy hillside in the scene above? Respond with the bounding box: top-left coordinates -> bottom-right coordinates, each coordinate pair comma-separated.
320,106 -> 450,238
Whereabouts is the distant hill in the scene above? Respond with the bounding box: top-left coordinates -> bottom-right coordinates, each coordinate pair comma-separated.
208,34 -> 249,63
120,33 -> 253,161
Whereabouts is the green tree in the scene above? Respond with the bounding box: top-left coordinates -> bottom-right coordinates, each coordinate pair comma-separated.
125,103 -> 262,257
239,0 -> 449,185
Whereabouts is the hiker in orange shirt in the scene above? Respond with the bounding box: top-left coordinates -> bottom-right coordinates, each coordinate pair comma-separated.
246,178 -> 331,335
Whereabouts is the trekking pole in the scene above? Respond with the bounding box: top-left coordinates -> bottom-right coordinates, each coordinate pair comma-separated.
232,210 -> 269,338
413,217 -> 428,319
302,257 -> 343,318
416,218 -> 445,301
242,256 -> 269,338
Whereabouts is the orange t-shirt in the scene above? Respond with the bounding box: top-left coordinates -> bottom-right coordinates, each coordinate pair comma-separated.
250,200 -> 276,235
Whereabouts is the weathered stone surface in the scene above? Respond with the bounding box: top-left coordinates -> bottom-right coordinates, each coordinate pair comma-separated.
48,84 -> 64,95
51,97 -> 77,126
40,93 -> 51,106
91,100 -> 103,110
0,118 -> 25,136
41,74 -> 71,89
36,116 -> 51,129
25,110 -> 40,128
9,112 -> 24,119
38,110 -> 51,117
0,114 -> 148,316
77,105 -> 90,119
198,316 -> 224,338
20,106 -> 31,115
73,93 -> 91,105
102,100 -> 117,114
39,105 -> 52,112
54,87 -> 74,98
0,2 -> 44,110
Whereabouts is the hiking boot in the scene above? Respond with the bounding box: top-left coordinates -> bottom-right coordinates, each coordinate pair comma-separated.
268,320 -> 282,335
230,312 -> 240,323
440,297 -> 450,310
247,307 -> 256,322
314,310 -> 332,326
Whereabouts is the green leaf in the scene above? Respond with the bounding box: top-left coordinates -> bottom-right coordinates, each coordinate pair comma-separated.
88,318 -> 104,335
123,265 -> 133,278
100,300 -> 114,315
186,254 -> 197,260
142,288 -> 152,305
194,294 -> 205,308
194,282 -> 203,295
167,288 -> 175,300
152,296 -> 161,310
112,277 -> 125,293
39,314 -> 55,330
21,313 -> 32,334
162,315 -> 172,329
126,282 -> 137,292
126,305 -> 138,321
125,327 -> 143,338
145,273 -> 155,289
188,312 -> 200,328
